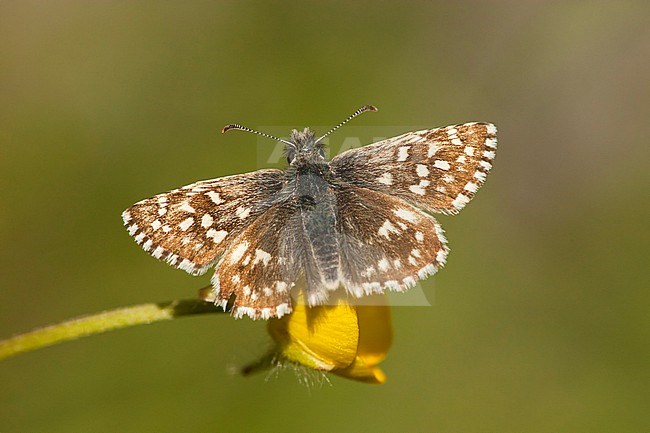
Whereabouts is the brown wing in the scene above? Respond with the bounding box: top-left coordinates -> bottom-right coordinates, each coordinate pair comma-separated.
122,169 -> 285,276
330,122 -> 497,215
335,185 -> 449,297
211,199 -> 301,320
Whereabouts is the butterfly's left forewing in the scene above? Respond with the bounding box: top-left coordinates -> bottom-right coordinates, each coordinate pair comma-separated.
122,169 -> 285,276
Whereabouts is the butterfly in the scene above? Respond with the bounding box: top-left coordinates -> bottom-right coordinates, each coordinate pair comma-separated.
122,106 -> 497,319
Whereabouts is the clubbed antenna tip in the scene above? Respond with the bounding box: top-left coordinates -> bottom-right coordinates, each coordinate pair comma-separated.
220,123 -> 294,147
315,105 -> 378,144
221,124 -> 242,134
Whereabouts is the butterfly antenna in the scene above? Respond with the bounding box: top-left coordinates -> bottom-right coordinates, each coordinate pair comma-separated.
222,124 -> 295,148
315,105 -> 378,144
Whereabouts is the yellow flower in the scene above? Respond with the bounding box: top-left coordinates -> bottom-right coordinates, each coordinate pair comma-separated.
245,294 -> 392,384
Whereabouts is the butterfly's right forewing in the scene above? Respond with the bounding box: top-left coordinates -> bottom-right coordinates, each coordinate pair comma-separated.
330,122 -> 497,215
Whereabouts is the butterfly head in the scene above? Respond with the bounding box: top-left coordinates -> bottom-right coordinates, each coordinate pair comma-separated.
222,105 -> 377,167
286,128 -> 325,165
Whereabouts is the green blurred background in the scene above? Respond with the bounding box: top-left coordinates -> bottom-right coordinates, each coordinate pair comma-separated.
1,1 -> 648,432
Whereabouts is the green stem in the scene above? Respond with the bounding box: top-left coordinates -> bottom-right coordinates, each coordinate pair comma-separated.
0,298 -> 224,361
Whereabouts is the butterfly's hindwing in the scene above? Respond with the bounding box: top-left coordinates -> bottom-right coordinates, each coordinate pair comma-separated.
211,200 -> 301,319
330,122 -> 497,214
122,169 -> 285,276
335,185 -> 448,296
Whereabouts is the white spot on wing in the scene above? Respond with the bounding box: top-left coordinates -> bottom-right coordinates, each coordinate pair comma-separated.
433,160 -> 451,170
428,143 -> 441,158
179,217 -> 194,231
361,266 -> 377,278
434,222 -> 448,244
397,146 -> 410,162
152,246 -> 165,259
416,164 -> 429,177
483,150 -> 496,159
376,172 -> 393,185
394,208 -> 417,222
436,249 -> 448,264
409,180 -> 429,196
442,174 -> 455,183
403,276 -> 416,288
378,220 -> 400,239
235,206 -> 251,219
452,193 -> 471,210
447,128 -> 462,146
206,191 -> 224,205
201,213 -> 214,228
228,241 -> 249,263
233,306 -> 256,319
253,249 -> 272,266
178,259 -> 195,273
276,303 -> 291,317
418,263 -> 437,279
206,228 -> 228,244
464,146 -> 475,156
464,181 -> 479,193
179,201 -> 196,213
378,258 -> 390,272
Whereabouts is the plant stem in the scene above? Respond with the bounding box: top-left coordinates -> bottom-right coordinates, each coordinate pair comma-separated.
0,297 -> 224,361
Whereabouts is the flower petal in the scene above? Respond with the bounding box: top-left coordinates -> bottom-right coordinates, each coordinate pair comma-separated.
356,302 -> 393,366
267,299 -> 359,370
333,357 -> 387,384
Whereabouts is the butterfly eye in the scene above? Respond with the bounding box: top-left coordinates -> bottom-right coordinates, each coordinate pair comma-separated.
286,148 -> 296,164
